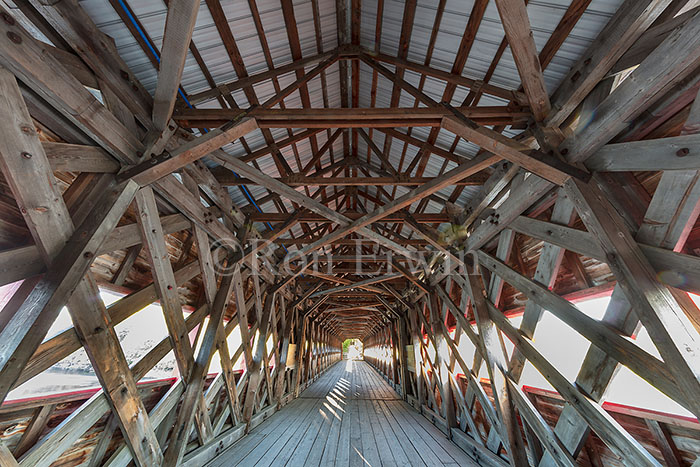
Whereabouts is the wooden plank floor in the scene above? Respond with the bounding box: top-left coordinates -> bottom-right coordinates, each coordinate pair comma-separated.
207,360 -> 478,466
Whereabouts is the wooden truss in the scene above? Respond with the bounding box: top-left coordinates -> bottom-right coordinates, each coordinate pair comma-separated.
0,0 -> 700,466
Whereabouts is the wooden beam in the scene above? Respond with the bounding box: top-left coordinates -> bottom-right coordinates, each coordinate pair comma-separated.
152,0 -> 199,130
357,128 -> 399,176
545,0 -> 673,127
507,191 -> 575,383
465,270 -> 529,465
363,49 -> 527,105
477,249 -> 687,407
300,129 -> 343,175
493,0 -> 550,121
0,442 -> 18,467
119,117 -> 258,186
645,420 -> 683,467
243,289 -> 276,424
465,175 -> 554,253
505,378 -> 577,467
0,73 -> 160,466
612,5 -> 700,75
162,261 -> 236,465
0,213 -> 190,288
241,128 -> 324,163
0,181 -> 137,402
250,212 -> 449,223
375,127 -> 470,165
174,106 -> 532,129
483,298 -> 661,466
565,177 -> 700,419
186,49 -> 338,105
25,0 -> 154,126
286,152 -> 501,260
311,274 -> 402,297
43,142 -> 120,173
0,6 -> 142,163
111,245 -> 142,286
586,133 -> 700,172
212,171 -> 489,187
12,404 -> 54,458
87,415 -> 118,467
212,150 -> 414,257
135,186 -> 214,443
441,111 -> 586,186
538,116 -> 700,457
15,261 -> 199,391
561,8 -> 700,162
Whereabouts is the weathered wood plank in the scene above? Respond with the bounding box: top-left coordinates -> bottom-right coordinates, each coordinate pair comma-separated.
493,0 -> 550,120
0,181 -> 137,403
546,0 -> 673,127
12,404 -> 53,458
464,270 -> 529,466
26,0 -> 153,127
565,177 -> 700,420
135,185 -> 214,443
562,8 -> 700,162
586,133 -> 700,172
152,0 -> 199,130
0,6 -> 142,163
484,299 -> 661,466
120,117 -> 258,186
162,262 -> 236,465
0,76 -> 160,463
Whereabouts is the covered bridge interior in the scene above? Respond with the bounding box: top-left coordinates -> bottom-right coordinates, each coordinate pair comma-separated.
1,0 -> 700,465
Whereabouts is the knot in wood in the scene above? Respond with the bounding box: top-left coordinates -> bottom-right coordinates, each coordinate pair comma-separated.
676,148 -> 690,157
7,31 -> 21,44
1,12 -> 14,25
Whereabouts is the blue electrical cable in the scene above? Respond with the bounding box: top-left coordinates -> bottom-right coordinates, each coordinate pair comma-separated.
117,0 -> 287,253
116,0 -> 192,108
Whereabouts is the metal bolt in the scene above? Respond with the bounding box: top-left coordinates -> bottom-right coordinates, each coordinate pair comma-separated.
7,31 -> 21,44
21,152 -> 32,159
676,147 -> 690,157
83,252 -> 93,259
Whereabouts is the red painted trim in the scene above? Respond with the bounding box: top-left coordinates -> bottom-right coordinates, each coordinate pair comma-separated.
3,370 -> 247,409
449,376 -> 698,425
601,400 -> 699,425
520,384 -> 699,425
3,376 -> 178,407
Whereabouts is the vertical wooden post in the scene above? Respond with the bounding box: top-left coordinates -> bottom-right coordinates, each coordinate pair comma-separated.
429,293 -> 458,434
397,315 -> 410,400
408,305 -> 425,411
294,314 -> 308,397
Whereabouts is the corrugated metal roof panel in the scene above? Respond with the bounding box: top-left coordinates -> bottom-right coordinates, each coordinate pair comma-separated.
78,0 -> 623,214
